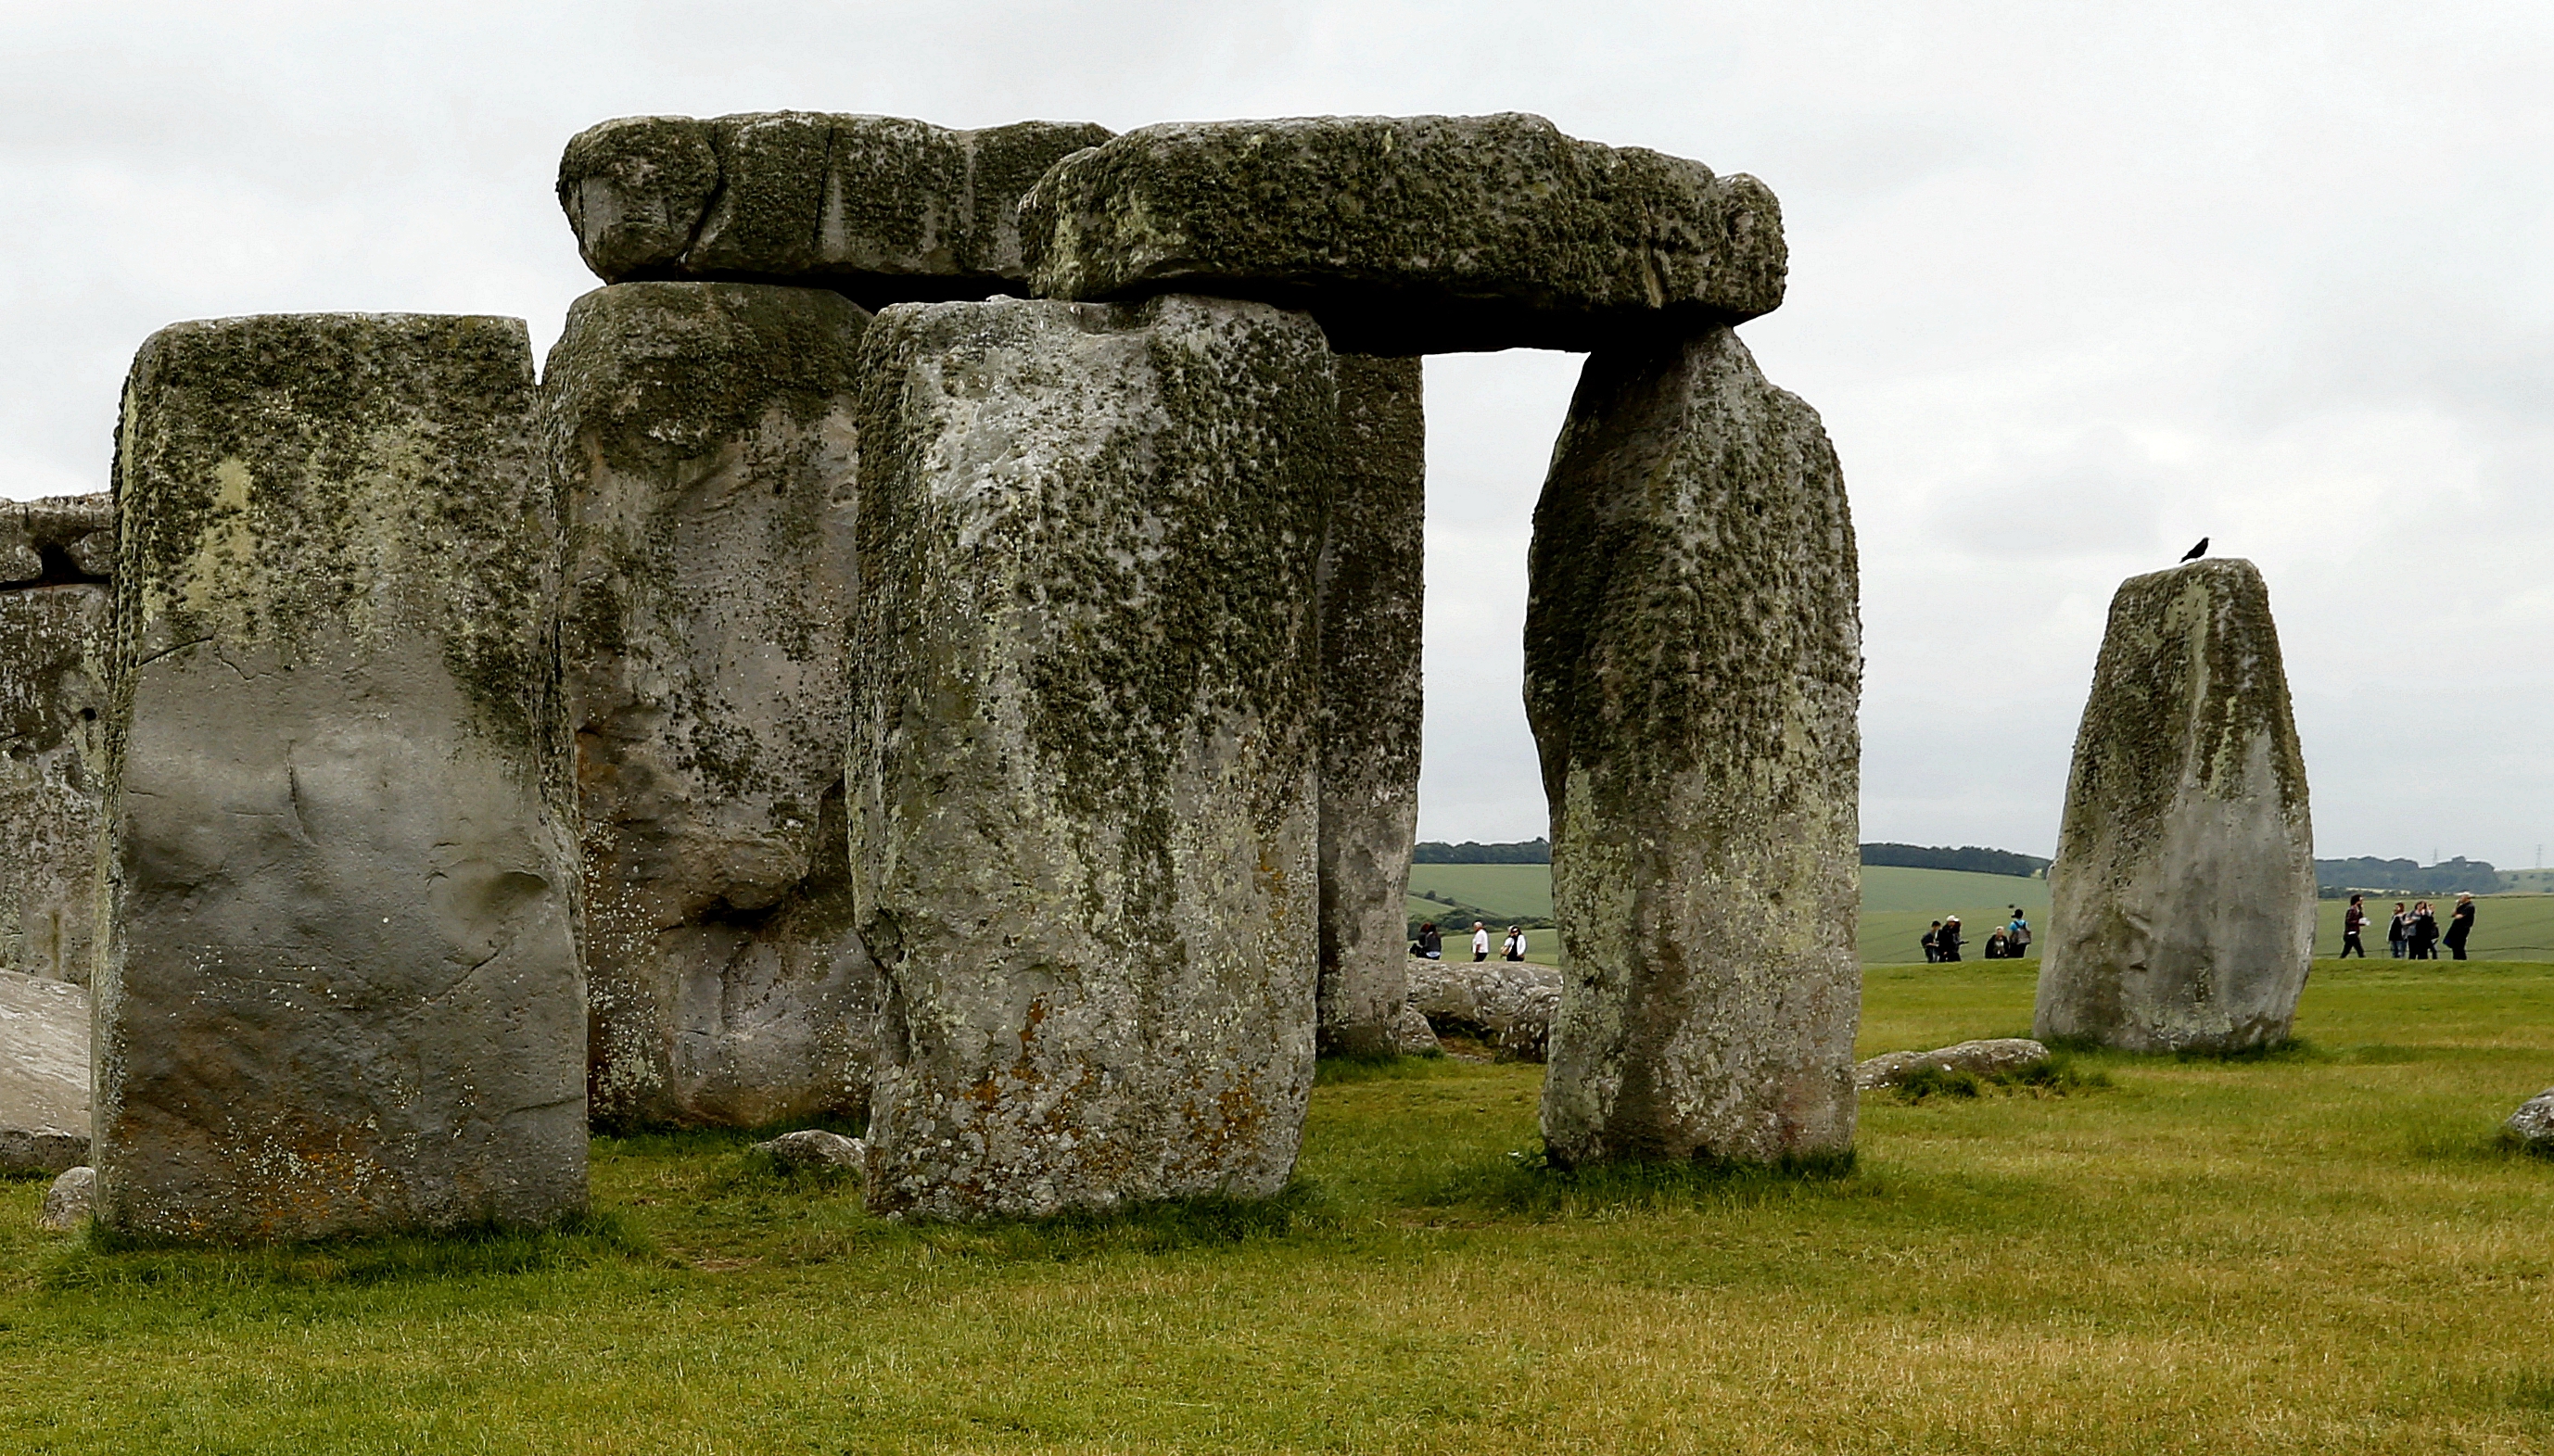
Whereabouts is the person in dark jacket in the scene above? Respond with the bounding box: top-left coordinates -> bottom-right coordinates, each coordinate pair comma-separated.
1411,921 -> 1442,959
1936,916 -> 1963,962
2342,895 -> 2368,957
2408,902 -> 2440,959
2444,893 -> 2477,960
1922,922 -> 1942,963
2387,903 -> 2409,958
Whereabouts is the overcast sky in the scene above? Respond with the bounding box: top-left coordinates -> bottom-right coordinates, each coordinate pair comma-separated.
6,2 -> 2549,867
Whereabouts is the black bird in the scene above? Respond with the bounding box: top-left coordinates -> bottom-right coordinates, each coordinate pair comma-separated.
2179,537 -> 2208,563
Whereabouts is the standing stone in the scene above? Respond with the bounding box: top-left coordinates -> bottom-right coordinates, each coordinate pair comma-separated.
2034,559 -> 2315,1054
558,113 -> 1113,305
1022,113 -> 1785,353
1524,325 -> 1861,1168
100,313 -> 585,1240
851,294 -> 1333,1221
1,969 -> 89,1173
1,494 -> 112,985
1315,355 -> 1425,1056
549,282 -> 880,1129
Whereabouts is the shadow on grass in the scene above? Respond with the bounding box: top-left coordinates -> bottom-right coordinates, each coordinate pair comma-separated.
46,1209 -> 653,1292
900,1179 -> 1333,1262
1888,1055 -> 2115,1104
2040,1035 -> 2332,1065
1419,1146 -> 1864,1220
1315,1050 -> 1453,1085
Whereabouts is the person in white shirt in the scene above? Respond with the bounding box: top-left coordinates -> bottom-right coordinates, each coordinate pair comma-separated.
1505,926 -> 1528,961
1471,922 -> 1491,961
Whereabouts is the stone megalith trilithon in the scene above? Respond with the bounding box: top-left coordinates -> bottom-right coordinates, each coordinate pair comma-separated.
99,313 -> 587,1240
1315,354 -> 1426,1056
1524,325 -> 1861,1168
1,493 -> 112,986
548,281 -> 881,1130
849,294 -> 1332,1221
2034,558 -> 2315,1053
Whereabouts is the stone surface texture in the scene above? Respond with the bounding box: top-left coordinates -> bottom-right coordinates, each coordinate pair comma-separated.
1405,958 -> 1560,1061
753,1128 -> 867,1171
550,282 -> 880,1129
99,313 -> 586,1240
1315,354 -> 1425,1056
2,493 -> 112,986
1524,325 -> 1861,1168
560,113 -> 1113,306
2505,1088 -> 2554,1151
39,1165 -> 95,1230
1,969 -> 89,1173
850,294 -> 1333,1221
1391,999 -> 1442,1056
1855,1038 -> 2050,1091
1023,113 -> 1785,354
2034,559 -> 2315,1055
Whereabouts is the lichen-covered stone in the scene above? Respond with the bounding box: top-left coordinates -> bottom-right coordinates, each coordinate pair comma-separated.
1854,1038 -> 2049,1091
1315,355 -> 1424,1056
558,113 -> 1113,306
100,313 -> 585,1240
1525,325 -> 1860,1168
548,282 -> 880,1129
1023,113 -> 1786,354
1,969 -> 89,1173
38,1164 -> 95,1229
1,493 -> 112,986
1405,958 -> 1559,1061
850,294 -> 1333,1221
2035,559 -> 2316,1055
2505,1087 -> 2554,1152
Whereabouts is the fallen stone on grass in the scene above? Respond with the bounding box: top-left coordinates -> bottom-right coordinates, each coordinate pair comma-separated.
1405,959 -> 1560,1061
1855,1038 -> 2050,1092
38,1165 -> 94,1230
2505,1088 -> 2554,1152
1391,1000 -> 1442,1057
1023,112 -> 1785,353
752,1129 -> 867,1172
0,969 -> 89,1174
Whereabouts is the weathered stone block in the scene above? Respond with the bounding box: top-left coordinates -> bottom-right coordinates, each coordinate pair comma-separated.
1406,958 -> 1559,1062
1023,113 -> 1786,354
1,969 -> 89,1173
2034,559 -> 2316,1054
2,493 -> 111,986
559,113 -> 1113,306
1525,325 -> 1860,1167
1315,355 -> 1424,1056
850,294 -> 1332,1221
548,282 -> 879,1129
100,313 -> 585,1240
1855,1038 -> 2049,1091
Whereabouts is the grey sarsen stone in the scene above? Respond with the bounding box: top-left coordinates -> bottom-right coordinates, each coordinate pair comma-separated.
1,969 -> 88,1173
1,493 -> 112,987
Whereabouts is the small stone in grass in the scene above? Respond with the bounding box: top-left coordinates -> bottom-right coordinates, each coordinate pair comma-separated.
753,1129 -> 867,1172
39,1165 -> 95,1231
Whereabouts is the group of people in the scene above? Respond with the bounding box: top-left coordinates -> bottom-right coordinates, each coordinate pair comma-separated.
1922,908 -> 2033,963
2340,893 -> 2477,960
1409,919 -> 1531,962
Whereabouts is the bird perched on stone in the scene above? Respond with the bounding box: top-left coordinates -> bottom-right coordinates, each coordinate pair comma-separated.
2179,538 -> 2208,563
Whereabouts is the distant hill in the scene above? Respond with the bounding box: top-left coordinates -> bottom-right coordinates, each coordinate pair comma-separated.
2315,855 -> 2499,898
1413,838 -> 1550,865
1860,842 -> 2050,878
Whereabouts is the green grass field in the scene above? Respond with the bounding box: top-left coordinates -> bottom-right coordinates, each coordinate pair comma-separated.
8,961 -> 2550,1451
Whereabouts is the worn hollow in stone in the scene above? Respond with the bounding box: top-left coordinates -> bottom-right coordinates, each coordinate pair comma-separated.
1315,355 -> 1425,1057
850,294 -> 1333,1221
2,493 -> 112,986
1525,325 -> 1861,1168
1023,113 -> 1785,354
100,313 -> 586,1240
559,113 -> 1114,306
2035,559 -> 2316,1055
1,969 -> 89,1173
550,282 -> 881,1129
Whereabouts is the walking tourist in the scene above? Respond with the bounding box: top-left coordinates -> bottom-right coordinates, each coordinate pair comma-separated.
2006,907 -> 2032,957
1922,922 -> 1942,963
1505,926 -> 1528,962
1937,915 -> 1963,962
1471,921 -> 1491,961
2444,893 -> 2476,961
2388,903 -> 2409,958
2408,902 -> 2439,959
2342,894 -> 2368,957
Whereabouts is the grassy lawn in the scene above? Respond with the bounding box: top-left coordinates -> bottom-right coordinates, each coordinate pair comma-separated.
6,960 -> 2552,1452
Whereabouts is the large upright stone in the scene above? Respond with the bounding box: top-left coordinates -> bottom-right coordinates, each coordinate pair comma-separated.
1,969 -> 89,1173
549,282 -> 880,1129
1524,325 -> 1860,1168
558,113 -> 1114,306
2034,559 -> 2315,1054
1022,113 -> 1786,354
1315,355 -> 1425,1056
850,294 -> 1333,1221
100,313 -> 585,1240
1,493 -> 112,985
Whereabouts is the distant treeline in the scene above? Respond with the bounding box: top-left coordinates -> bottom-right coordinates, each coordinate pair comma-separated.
1859,843 -> 2052,878
1412,838 -> 1551,865
2315,856 -> 2499,898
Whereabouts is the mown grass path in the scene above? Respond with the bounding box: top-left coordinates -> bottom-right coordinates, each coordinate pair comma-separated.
6,961 -> 2550,1452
